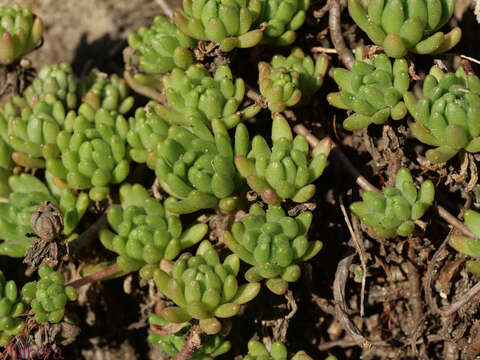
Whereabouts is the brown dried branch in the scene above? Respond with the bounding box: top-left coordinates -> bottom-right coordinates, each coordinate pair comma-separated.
339,198 -> 368,317
328,0 -> 354,70
172,325 -> 203,360
439,281 -> 480,317
68,213 -> 108,254
333,249 -> 372,348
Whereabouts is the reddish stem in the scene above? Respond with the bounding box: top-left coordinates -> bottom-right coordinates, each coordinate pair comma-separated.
64,263 -> 122,289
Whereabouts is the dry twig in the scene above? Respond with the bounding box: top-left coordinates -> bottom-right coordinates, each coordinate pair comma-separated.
328,0 -> 354,69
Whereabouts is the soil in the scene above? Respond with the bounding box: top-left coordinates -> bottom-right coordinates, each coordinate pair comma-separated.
1,0 -> 480,359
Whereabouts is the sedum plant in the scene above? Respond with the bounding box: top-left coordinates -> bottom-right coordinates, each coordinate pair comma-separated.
235,114 -> 332,204
350,168 -> 435,238
16,63 -> 78,110
0,270 -> 27,346
224,204 -> 322,295
404,66 -> 480,163
21,265 -> 77,324
0,174 -> 87,257
127,16 -> 196,76
158,64 -> 260,129
99,184 -> 207,276
127,102 -> 171,169
244,339 -> 313,360
173,0 -> 264,52
0,99 -> 70,169
449,210 -> 480,276
0,4 -> 43,65
78,69 -> 135,115
348,0 -> 460,58
257,0 -> 310,46
50,106 -> 131,201
154,118 -> 242,214
154,240 -> 261,335
258,47 -> 328,113
148,314 -> 231,359
327,50 -> 409,131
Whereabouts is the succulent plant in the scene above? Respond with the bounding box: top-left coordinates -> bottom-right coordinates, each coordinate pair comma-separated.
0,270 -> 27,346
173,0 -> 264,52
14,63 -> 78,110
154,240 -> 261,334
350,168 -> 435,238
21,265 -> 77,324
0,4 -> 43,65
99,184 -> 207,276
234,114 -> 332,204
258,48 -> 328,112
157,64 -> 261,129
0,174 -> 88,257
224,204 -> 321,295
78,69 -> 135,114
127,16 -> 196,75
50,106 -> 131,201
243,339 -> 313,360
327,50 -> 409,131
348,0 -> 460,58
148,314 -> 231,359
154,118 -> 242,214
257,0 -> 310,46
127,102 -> 171,169
448,210 -> 480,276
0,98 -> 71,169
404,66 -> 480,163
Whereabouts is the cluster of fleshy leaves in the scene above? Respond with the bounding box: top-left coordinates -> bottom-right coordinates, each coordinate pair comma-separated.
327,49 -> 410,130
148,314 -> 231,359
99,184 -> 207,276
235,114 -> 332,204
127,15 -> 196,77
258,47 -> 328,112
174,0 -> 309,51
154,117 -> 243,214
21,265 -> 77,324
49,106 -> 131,201
17,62 -> 78,110
224,204 -> 322,295
0,174 -> 88,258
0,270 -> 26,346
405,65 -> 480,163
126,102 -> 171,169
350,168 -> 435,238
0,4 -> 43,65
154,240 -> 261,335
348,0 -> 460,58
243,339 -> 313,360
157,64 -> 261,129
449,210 -> 480,275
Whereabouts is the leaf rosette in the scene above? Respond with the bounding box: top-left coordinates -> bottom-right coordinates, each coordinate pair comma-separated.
99,184 -> 207,276
350,168 -> 435,238
154,117 -> 242,214
21,265 -> 77,324
327,50 -> 409,131
0,4 -> 43,65
157,64 -> 260,129
405,65 -> 480,163
224,204 -> 322,295
348,0 -> 460,57
234,114 -> 332,204
154,240 -> 261,334
259,47 -> 328,113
